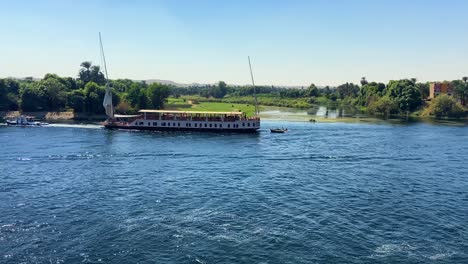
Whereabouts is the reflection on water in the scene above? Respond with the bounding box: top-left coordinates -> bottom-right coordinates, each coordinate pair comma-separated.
260,105 -> 364,121
261,105 -> 467,126
308,105 -> 364,119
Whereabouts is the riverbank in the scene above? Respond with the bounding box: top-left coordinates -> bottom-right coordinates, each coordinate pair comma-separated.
0,111 -> 107,122
1,104 -> 466,125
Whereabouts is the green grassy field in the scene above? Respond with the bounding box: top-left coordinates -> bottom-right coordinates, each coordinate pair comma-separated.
165,98 -> 256,116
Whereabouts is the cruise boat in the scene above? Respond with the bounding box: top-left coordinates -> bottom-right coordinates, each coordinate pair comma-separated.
104,110 -> 260,132
99,33 -> 260,133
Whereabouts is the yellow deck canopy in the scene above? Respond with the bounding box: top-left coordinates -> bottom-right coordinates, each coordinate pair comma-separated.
138,110 -> 244,115
114,114 -> 140,118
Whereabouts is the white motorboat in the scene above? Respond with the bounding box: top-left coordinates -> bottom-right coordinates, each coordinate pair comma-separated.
5,116 -> 49,126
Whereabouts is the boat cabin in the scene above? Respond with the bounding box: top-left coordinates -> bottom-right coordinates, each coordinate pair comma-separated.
105,110 -> 260,132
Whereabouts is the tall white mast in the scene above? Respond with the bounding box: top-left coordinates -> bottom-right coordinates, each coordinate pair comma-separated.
100,32 -> 114,118
248,56 -> 259,117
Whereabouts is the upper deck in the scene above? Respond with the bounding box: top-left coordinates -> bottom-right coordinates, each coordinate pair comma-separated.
134,109 -> 259,122
138,109 -> 245,116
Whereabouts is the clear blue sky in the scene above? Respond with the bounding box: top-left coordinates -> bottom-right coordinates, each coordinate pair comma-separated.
1,0 -> 467,86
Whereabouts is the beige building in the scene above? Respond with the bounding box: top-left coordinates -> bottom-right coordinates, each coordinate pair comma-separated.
429,82 -> 453,99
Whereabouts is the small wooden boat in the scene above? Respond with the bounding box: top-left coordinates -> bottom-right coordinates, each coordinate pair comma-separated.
270,128 -> 288,133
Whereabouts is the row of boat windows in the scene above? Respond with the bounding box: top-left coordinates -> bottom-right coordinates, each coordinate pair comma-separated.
136,121 -> 256,128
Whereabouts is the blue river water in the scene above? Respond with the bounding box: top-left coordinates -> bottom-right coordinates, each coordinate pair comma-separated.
1,121 -> 467,263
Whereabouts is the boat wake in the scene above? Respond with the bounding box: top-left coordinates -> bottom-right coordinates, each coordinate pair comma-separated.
47,123 -> 103,129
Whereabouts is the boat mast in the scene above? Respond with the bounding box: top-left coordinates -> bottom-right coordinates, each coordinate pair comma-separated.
100,32 -> 114,118
248,56 -> 259,117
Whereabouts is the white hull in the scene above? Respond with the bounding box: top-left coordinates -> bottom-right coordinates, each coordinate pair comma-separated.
105,118 -> 260,132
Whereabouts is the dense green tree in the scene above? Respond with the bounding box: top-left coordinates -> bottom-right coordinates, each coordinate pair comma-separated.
386,79 -> 422,113
452,79 -> 467,105
305,84 -> 320,97
209,81 -> 228,98
67,90 -> 85,112
416,82 -> 429,99
218,81 -> 227,97
127,82 -> 148,109
146,83 -> 170,109
20,85 -> 47,111
34,78 -> 68,110
43,74 -> 77,91
90,65 -> 106,85
0,79 -> 21,110
356,82 -> 386,106
111,79 -> 134,93
424,94 -> 465,118
280,88 -> 303,98
83,82 -> 106,114
78,61 -> 105,86
367,96 -> 399,117
79,61 -> 91,84
337,83 -> 359,99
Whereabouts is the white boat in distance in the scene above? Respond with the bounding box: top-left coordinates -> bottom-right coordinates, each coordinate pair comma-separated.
5,116 -> 49,126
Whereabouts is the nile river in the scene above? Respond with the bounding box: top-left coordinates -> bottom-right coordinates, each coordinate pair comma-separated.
1,120 -> 467,263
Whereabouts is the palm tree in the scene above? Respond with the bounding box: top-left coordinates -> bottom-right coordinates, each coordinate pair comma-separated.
80,61 -> 92,70
462,76 -> 468,83
411,78 -> 417,84
360,77 -> 368,86
79,61 -> 93,84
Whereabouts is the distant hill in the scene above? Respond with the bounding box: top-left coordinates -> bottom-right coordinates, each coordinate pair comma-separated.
144,79 -> 209,87
143,79 -> 322,89
5,76 -> 326,89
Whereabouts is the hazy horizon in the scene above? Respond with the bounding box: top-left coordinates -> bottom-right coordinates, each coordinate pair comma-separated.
1,0 -> 467,86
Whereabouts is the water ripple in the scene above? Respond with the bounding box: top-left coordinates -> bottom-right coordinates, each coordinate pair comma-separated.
0,122 -> 467,263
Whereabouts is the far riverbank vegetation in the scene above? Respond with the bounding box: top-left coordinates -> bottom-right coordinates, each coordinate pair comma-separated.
1,62 -> 467,120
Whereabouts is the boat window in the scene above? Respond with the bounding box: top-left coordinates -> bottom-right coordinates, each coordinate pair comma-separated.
162,122 -> 166,126
195,123 -> 197,127
178,123 -> 180,127
242,123 -> 245,127
220,124 -> 223,128
153,122 -> 157,126
247,123 -> 250,127
227,124 -> 230,128
167,123 -> 170,126
173,123 -> 176,126
209,124 -> 212,128
214,124 -> 217,128
205,124 -> 207,127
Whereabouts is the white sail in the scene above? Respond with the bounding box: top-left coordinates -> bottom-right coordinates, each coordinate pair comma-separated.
103,83 -> 113,118
100,32 -> 114,118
